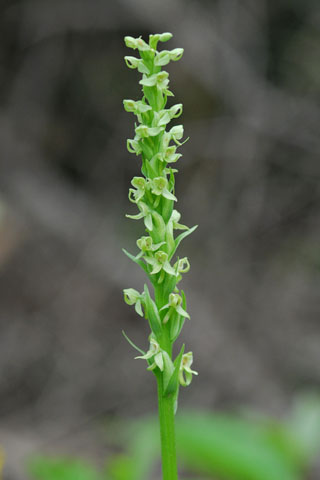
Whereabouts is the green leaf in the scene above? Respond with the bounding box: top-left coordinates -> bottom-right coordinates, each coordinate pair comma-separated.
122,248 -> 149,275
170,313 -> 185,343
175,413 -> 302,480
162,351 -> 175,393
163,344 -> 185,399
170,225 -> 198,259
143,284 -> 162,336
104,405 -> 314,480
105,454 -> 134,480
122,330 -> 145,355
27,456 -> 101,480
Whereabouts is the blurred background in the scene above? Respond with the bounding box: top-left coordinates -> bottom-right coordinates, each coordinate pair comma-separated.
0,0 -> 320,479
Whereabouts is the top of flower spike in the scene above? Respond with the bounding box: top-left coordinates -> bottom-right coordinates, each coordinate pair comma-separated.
124,33 -> 184,63
124,32 -> 173,51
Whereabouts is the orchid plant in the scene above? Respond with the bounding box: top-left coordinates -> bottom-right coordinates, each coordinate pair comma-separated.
123,32 -> 197,480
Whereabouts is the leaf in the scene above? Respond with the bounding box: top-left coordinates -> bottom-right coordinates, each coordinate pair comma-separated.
170,314 -> 185,343
169,225 -> 198,259
162,351 -> 175,393
175,413 -> 302,480
27,456 -> 101,480
122,249 -> 149,275
105,454 -> 135,480
163,344 -> 185,399
143,284 -> 162,336
122,330 -> 145,355
104,406 -> 313,480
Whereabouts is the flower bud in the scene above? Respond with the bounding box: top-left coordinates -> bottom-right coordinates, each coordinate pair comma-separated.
159,32 -> 173,42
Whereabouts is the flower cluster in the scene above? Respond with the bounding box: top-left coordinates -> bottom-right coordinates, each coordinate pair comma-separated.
123,33 -> 197,410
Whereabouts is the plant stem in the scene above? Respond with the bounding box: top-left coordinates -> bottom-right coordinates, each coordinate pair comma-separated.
157,374 -> 178,480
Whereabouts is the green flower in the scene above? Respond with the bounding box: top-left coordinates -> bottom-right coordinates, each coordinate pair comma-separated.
140,71 -> 169,91
124,56 -> 150,74
161,145 -> 182,164
128,176 -> 147,203
123,288 -> 144,317
135,338 -> 164,371
123,99 -> 152,115
150,177 -> 177,201
170,209 -> 189,230
179,352 -> 198,387
145,250 -> 177,277
160,293 -> 190,323
127,137 -> 142,155
126,201 -> 153,231
169,125 -> 184,144
135,124 -> 164,138
175,257 -> 190,274
136,236 -> 165,258
124,36 -> 150,52
123,33 -> 197,420
149,32 -> 173,50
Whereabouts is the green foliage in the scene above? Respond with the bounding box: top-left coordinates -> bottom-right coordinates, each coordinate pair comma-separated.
105,397 -> 320,480
175,413 -> 301,480
27,457 -> 102,480
27,396 -> 320,480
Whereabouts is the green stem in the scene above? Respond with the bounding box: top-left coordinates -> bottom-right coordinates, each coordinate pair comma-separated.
157,374 -> 178,480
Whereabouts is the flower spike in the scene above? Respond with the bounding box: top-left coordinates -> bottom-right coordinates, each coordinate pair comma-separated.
122,35 -> 198,476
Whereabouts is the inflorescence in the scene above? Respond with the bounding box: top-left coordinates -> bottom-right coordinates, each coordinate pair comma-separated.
123,32 -> 197,411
